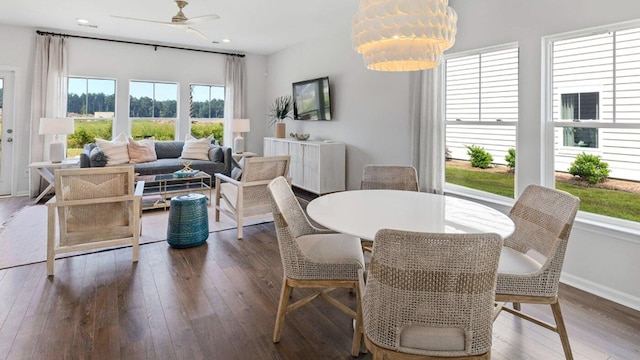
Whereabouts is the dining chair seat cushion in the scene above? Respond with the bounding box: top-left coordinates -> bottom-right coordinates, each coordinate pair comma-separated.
399,326 -> 466,352
296,234 -> 365,268
498,246 -> 542,275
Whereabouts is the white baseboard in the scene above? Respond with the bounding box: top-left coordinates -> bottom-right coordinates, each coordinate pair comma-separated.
561,273 -> 640,312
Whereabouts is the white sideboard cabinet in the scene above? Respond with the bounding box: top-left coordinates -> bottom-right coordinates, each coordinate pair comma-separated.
263,137 -> 345,194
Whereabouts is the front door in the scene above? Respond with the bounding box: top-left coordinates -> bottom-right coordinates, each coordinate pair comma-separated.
0,70 -> 15,195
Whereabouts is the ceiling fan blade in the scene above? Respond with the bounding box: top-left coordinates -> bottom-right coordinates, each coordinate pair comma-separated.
184,27 -> 209,41
183,14 -> 220,25
110,15 -> 172,25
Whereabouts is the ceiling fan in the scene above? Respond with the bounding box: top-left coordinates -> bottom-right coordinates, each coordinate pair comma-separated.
111,1 -> 219,41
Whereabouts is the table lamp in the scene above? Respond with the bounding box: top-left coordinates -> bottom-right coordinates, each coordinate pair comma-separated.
232,118 -> 251,154
39,117 -> 74,163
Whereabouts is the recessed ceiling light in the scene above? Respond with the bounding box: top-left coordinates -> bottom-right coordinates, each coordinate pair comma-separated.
76,18 -> 89,25
222,39 -> 231,43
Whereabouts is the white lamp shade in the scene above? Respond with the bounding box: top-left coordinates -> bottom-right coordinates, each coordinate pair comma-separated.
39,117 -> 75,135
352,0 -> 457,71
231,118 -> 251,133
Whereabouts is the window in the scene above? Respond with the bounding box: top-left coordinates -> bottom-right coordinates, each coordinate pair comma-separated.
547,24 -> 640,223
444,45 -> 519,198
129,81 -> 178,140
190,84 -> 224,144
560,92 -> 600,148
66,77 -> 116,157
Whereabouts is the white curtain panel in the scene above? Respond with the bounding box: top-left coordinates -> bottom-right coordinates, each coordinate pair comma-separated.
410,68 -> 445,194
223,56 -> 246,149
29,34 -> 68,197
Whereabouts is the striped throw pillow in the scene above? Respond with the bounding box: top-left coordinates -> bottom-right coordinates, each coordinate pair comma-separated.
180,134 -> 212,161
95,133 -> 130,166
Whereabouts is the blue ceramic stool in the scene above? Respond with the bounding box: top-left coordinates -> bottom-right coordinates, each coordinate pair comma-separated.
167,193 -> 209,248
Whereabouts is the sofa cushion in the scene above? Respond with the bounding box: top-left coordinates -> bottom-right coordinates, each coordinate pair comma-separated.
128,137 -> 157,164
89,147 -> 108,167
181,134 -> 212,160
155,141 -> 184,159
95,133 -> 130,165
133,158 -> 227,177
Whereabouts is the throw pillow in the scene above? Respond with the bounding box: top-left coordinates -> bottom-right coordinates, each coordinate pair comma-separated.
95,133 -> 130,166
180,134 -> 212,161
128,137 -> 157,164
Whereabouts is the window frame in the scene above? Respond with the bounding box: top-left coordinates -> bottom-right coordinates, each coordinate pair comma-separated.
128,80 -> 179,119
557,89 -> 602,150
66,76 -> 117,154
443,42 -> 519,199
189,83 -> 225,120
543,19 -> 640,229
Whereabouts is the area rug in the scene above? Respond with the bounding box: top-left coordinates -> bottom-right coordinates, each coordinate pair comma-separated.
0,204 -> 274,270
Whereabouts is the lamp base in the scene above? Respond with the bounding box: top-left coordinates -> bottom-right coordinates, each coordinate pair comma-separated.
50,142 -> 65,163
233,135 -> 245,154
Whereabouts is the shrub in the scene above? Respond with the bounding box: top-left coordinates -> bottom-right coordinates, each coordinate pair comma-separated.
465,145 -> 493,169
445,147 -> 452,161
568,152 -> 610,184
505,148 -> 516,170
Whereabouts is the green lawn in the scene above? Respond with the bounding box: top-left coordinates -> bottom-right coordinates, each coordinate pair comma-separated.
445,165 -> 515,198
446,164 -> 640,222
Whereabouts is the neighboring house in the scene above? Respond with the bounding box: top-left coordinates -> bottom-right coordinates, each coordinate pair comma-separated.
445,32 -> 640,182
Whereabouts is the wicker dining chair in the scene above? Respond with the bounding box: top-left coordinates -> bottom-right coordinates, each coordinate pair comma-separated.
361,164 -> 420,192
267,176 -> 365,357
493,184 -> 580,360
215,155 -> 290,239
360,164 -> 420,253
46,166 -> 144,276
359,229 -> 503,359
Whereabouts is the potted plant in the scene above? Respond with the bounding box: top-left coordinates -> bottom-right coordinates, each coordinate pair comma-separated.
268,95 -> 294,138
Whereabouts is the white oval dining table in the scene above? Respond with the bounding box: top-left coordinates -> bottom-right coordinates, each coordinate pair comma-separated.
306,190 -> 515,241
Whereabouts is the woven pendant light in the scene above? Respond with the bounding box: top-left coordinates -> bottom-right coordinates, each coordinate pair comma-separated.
352,0 -> 458,72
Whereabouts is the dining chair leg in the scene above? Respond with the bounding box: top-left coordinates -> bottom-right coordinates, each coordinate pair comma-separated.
273,276 -> 293,343
551,300 -> 573,360
351,283 -> 363,356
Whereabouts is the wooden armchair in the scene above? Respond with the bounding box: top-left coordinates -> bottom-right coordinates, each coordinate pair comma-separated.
46,166 -> 144,276
214,156 -> 290,239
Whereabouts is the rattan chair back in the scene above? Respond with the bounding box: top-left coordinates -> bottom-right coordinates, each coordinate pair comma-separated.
499,184 -> 580,297
361,164 -> 420,191
47,166 -> 142,275
268,176 -> 362,281
363,229 -> 502,357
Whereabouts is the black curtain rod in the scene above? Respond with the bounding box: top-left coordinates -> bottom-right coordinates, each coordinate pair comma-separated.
36,30 -> 245,57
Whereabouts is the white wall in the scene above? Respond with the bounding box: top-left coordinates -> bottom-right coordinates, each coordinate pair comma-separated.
265,19 -> 413,190
265,1 -> 640,310
0,24 -> 267,196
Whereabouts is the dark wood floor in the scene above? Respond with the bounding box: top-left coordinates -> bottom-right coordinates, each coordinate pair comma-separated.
0,197 -> 639,359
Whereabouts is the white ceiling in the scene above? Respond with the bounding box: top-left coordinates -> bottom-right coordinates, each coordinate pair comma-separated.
0,0 -> 359,55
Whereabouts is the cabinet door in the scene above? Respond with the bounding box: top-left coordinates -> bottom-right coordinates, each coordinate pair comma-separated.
264,138 -> 289,156
289,142 -> 304,188
303,144 -> 320,193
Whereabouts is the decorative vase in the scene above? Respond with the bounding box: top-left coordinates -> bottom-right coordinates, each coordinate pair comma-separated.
275,123 -> 286,138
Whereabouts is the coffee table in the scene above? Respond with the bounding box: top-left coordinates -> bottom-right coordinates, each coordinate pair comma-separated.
136,171 -> 212,210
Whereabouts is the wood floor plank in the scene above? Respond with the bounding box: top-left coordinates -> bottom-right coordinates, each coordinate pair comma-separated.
0,216 -> 637,359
